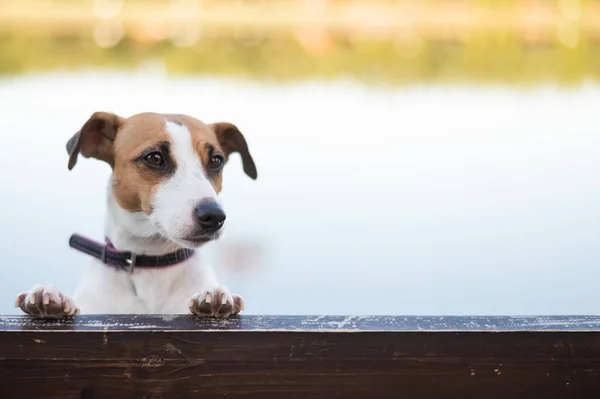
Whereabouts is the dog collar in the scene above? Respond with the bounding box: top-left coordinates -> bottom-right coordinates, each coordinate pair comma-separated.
68,234 -> 195,273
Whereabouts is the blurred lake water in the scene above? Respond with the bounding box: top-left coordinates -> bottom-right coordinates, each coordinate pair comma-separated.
0,0 -> 599,315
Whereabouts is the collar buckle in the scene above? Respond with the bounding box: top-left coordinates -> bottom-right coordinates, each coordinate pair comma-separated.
123,252 -> 137,273
100,245 -> 108,264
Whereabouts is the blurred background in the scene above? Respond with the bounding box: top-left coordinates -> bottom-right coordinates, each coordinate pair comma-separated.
0,0 -> 599,315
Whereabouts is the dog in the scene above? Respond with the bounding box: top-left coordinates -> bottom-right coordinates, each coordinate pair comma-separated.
15,112 -> 257,318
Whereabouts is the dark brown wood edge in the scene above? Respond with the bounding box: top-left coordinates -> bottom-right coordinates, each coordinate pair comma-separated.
1,315 -> 600,399
2,314 -> 600,331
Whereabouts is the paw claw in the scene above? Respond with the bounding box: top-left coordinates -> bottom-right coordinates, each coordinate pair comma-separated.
15,293 -> 27,308
234,295 -> 245,311
16,286 -> 78,318
189,287 -> 243,318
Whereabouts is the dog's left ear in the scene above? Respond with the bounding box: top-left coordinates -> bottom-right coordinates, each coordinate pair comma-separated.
210,122 -> 257,180
66,112 -> 124,170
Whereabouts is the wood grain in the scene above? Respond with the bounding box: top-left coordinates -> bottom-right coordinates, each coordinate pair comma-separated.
1,315 -> 600,398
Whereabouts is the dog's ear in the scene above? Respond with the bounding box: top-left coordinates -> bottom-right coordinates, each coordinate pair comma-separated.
211,122 -> 257,180
67,112 -> 124,170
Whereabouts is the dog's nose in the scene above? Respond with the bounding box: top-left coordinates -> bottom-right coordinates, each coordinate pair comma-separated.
194,201 -> 226,231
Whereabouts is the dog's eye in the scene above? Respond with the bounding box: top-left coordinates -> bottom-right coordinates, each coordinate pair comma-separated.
144,152 -> 164,167
208,155 -> 224,171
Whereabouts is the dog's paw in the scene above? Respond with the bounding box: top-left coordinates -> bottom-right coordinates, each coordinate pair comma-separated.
15,285 -> 79,318
189,287 -> 244,318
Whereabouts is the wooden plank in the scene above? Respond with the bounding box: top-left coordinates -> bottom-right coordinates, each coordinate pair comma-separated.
3,315 -> 600,331
1,315 -> 600,398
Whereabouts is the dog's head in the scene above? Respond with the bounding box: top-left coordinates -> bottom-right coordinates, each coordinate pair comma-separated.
66,112 -> 257,248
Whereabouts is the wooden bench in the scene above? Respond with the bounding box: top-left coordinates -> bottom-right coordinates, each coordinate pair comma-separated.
1,315 -> 600,398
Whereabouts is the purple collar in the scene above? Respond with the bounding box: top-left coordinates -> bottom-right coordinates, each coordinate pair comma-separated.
68,234 -> 195,273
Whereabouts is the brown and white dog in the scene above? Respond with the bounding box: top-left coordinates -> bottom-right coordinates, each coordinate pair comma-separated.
15,112 -> 257,318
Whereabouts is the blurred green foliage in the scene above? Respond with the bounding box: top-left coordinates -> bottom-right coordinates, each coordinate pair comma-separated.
2,32 -> 599,86
1,0 -> 599,86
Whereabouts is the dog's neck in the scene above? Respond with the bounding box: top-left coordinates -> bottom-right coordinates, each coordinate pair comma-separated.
104,181 -> 185,256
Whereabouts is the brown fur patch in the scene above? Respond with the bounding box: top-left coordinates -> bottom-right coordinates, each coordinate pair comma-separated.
111,113 -> 173,214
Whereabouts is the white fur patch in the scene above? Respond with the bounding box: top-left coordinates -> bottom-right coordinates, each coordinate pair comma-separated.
149,120 -> 220,245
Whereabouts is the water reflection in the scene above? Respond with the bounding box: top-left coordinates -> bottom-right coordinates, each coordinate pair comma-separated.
0,72 -> 599,315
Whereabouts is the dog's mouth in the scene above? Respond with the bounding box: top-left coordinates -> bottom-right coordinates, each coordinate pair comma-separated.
152,221 -> 222,248
179,232 -> 222,247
